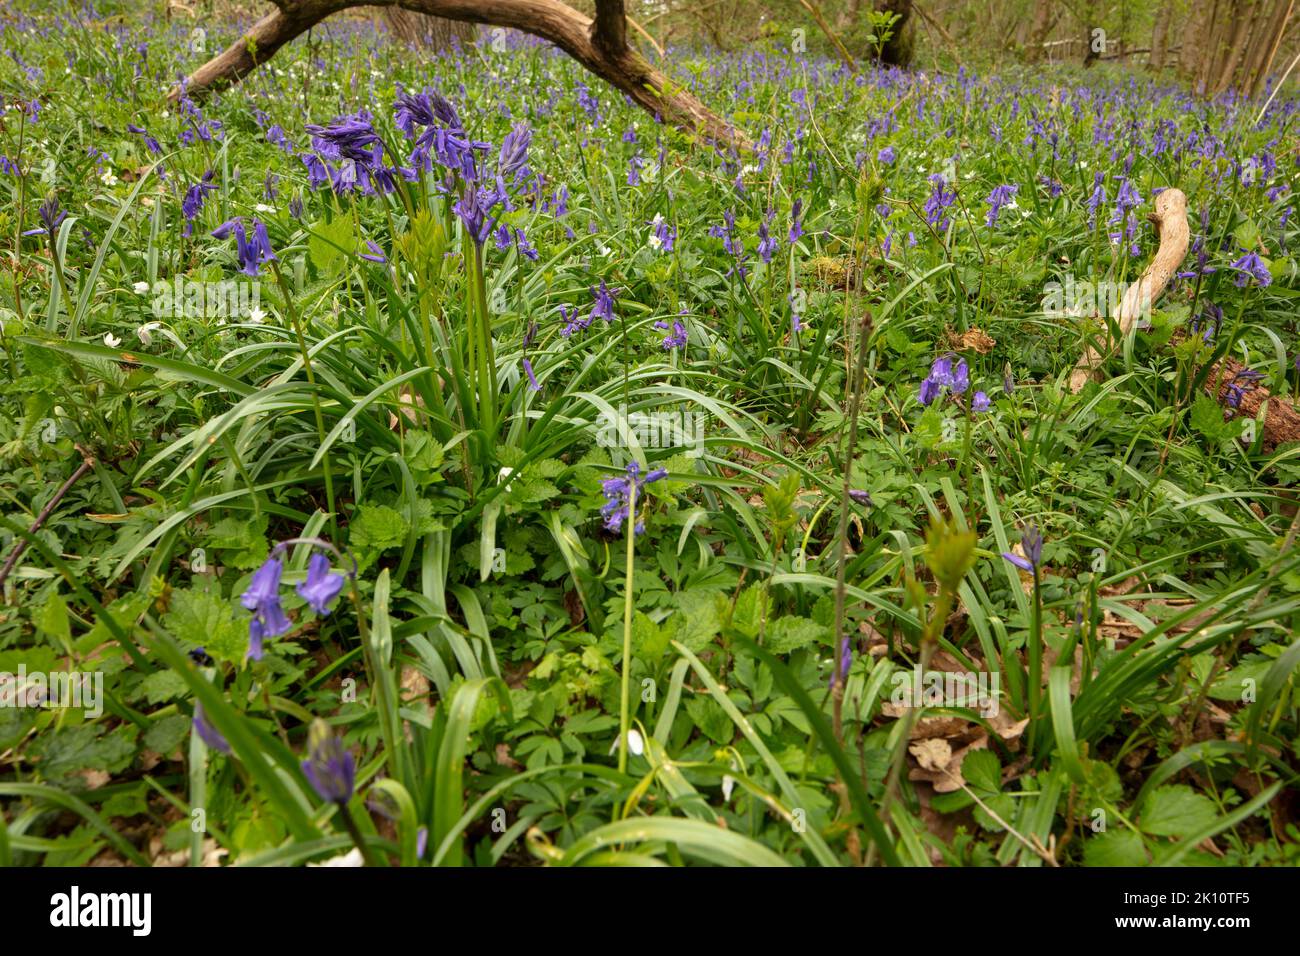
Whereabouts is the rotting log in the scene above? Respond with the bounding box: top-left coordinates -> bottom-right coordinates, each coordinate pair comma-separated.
171,0 -> 748,149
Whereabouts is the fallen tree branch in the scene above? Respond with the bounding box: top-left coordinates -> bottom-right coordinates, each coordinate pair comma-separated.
172,0 -> 747,148
1200,352 -> 1300,451
0,452 -> 95,594
1068,187 -> 1190,392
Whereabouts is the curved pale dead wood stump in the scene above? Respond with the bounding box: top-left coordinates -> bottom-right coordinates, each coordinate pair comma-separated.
1068,187 -> 1190,393
1064,185 -> 1298,449
171,0 -> 747,149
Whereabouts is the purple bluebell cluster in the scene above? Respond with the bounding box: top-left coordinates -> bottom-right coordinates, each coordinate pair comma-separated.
239,546 -> 348,661
600,461 -> 668,535
211,217 -> 276,277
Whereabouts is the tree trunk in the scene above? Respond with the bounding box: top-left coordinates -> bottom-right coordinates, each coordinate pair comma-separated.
874,0 -> 912,65
380,5 -> 476,48
1244,0 -> 1296,97
172,0 -> 747,149
1025,0 -> 1056,63
1150,0 -> 1172,70
1210,0 -> 1257,96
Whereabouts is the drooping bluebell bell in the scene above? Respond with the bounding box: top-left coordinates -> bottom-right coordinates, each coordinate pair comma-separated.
828,635 -> 852,689
127,123 -> 162,155
590,279 -> 618,324
984,183 -> 1017,228
655,317 -> 688,350
301,720 -> 356,805
181,170 -> 216,237
212,217 -> 276,277
1002,524 -> 1043,572
924,173 -> 956,231
296,553 -> 346,616
522,358 -> 541,392
877,146 -> 896,164
24,195 -> 65,240
240,556 -> 292,661
756,210 -> 779,264
788,198 -> 804,243
191,703 -> 231,754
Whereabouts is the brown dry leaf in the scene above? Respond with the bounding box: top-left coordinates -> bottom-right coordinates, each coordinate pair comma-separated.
400,665 -> 430,703
946,327 -> 996,354
77,769 -> 111,789
387,385 -> 426,430
495,743 -> 522,770
909,737 -> 953,772
909,736 -> 990,793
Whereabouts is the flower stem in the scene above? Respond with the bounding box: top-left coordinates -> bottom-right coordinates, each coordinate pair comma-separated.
617,481 -> 637,776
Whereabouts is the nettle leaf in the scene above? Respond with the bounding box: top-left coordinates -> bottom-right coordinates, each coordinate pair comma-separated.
632,611 -> 668,662
143,714 -> 191,756
684,695 -> 734,745
77,592 -> 151,656
133,670 -> 189,705
349,503 -> 410,551
1139,784 -> 1220,838
912,404 -> 945,449
668,590 -> 721,651
1188,394 -> 1229,441
1084,829 -> 1151,867
32,724 -> 137,781
403,429 -> 445,479
308,215 -> 357,274
765,615 -> 827,653
38,590 -> 71,650
727,586 -> 769,639
162,587 -> 247,665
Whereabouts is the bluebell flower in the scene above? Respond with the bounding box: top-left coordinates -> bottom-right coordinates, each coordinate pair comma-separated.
1229,251 -> 1272,287
985,183 -> 1017,228
1002,524 -> 1043,572
590,279 -> 618,323
240,556 -> 292,661
192,703 -> 231,754
301,720 -> 356,805
296,553 -> 346,616
212,217 -> 276,277
600,461 -> 668,535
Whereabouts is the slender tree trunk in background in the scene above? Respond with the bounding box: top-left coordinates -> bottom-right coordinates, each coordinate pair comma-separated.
1081,0 -> 1100,68
1179,0 -> 1209,80
837,0 -> 865,30
1025,0 -> 1055,63
1244,0 -> 1296,97
874,0 -> 913,65
380,5 -> 476,48
1210,0 -> 1256,95
1149,0 -> 1172,70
